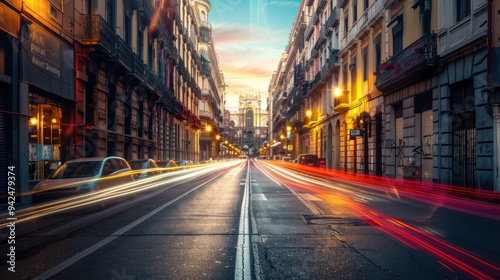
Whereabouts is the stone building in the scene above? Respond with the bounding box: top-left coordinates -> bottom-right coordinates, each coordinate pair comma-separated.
0,0 -> 225,203
229,93 -> 268,157
269,0 -> 499,191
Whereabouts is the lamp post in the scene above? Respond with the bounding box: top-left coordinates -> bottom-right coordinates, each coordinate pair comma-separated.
286,125 -> 291,157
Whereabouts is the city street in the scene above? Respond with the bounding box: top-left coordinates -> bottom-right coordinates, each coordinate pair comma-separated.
1,159 -> 499,279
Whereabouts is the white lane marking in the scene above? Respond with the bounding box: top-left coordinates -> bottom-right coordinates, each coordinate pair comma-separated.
300,194 -> 322,201
33,166 -> 241,280
252,194 -> 268,201
235,163 -> 251,280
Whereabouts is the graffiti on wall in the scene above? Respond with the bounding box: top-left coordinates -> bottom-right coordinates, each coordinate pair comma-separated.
385,137 -> 423,179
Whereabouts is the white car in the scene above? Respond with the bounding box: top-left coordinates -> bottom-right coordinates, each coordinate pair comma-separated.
128,159 -> 161,179
32,156 -> 135,202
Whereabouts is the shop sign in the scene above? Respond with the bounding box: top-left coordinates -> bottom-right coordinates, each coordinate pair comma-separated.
350,129 -> 364,140
21,20 -> 74,101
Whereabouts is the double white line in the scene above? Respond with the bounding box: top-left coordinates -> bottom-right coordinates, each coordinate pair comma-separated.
234,162 -> 252,279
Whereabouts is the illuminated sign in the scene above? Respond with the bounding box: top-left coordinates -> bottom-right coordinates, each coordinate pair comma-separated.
350,129 -> 364,137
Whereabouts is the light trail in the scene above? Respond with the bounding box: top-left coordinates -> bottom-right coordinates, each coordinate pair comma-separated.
254,160 -> 500,279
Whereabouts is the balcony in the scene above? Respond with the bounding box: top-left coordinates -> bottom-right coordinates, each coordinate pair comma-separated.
333,91 -> 350,113
83,15 -> 116,57
138,0 -> 154,24
200,21 -> 212,32
201,88 -> 211,98
199,110 -> 213,121
340,0 -> 383,50
190,115 -> 202,129
304,13 -> 317,41
308,71 -> 323,93
130,52 -> 145,82
176,104 -> 189,121
324,7 -> 339,34
375,33 -> 438,94
311,46 -> 319,58
144,66 -> 160,91
316,0 -> 327,14
327,49 -> 340,73
200,63 -> 211,75
115,37 -> 134,72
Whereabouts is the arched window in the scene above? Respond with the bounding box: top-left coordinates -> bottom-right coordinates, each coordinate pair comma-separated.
246,110 -> 254,127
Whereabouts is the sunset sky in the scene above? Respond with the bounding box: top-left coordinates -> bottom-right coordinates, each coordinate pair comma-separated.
208,0 -> 301,111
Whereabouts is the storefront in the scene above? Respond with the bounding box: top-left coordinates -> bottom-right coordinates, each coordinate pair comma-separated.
28,93 -> 64,180
20,20 -> 75,182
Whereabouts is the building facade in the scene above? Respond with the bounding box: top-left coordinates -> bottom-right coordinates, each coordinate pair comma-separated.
1,0 -> 225,203
229,93 -> 268,157
194,0 -> 225,162
269,0 -> 500,191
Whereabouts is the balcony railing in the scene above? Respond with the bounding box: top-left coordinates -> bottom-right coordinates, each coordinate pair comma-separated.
200,21 -> 212,32
115,37 -> 134,72
375,33 -> 438,93
144,65 -> 160,91
340,0 -> 383,49
316,0 -> 327,14
200,64 -> 211,75
325,7 -> 339,33
83,15 -> 116,56
138,0 -> 154,24
327,49 -> 340,72
305,13 -> 317,41
199,110 -> 213,121
131,52 -> 145,81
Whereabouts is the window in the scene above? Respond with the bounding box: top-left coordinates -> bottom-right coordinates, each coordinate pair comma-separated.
124,93 -> 131,135
353,0 -> 358,23
374,34 -> 381,69
246,110 -> 254,127
344,10 -> 348,34
392,15 -> 403,55
124,13 -> 131,46
147,43 -> 153,66
148,107 -> 153,141
456,0 -> 470,22
362,47 -> 368,81
107,84 -> 116,131
364,0 -> 369,11
137,30 -> 143,58
342,63 -> 348,90
106,0 -> 115,26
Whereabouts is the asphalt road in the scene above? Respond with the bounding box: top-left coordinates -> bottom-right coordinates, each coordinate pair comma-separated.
0,159 -> 499,279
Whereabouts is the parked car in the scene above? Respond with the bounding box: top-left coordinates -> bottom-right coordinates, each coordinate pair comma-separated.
281,156 -> 292,163
294,154 -> 320,167
128,159 -> 161,179
175,160 -> 193,169
156,160 -> 178,173
32,156 -> 135,202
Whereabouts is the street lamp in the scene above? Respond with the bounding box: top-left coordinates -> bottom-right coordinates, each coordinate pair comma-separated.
286,126 -> 291,157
